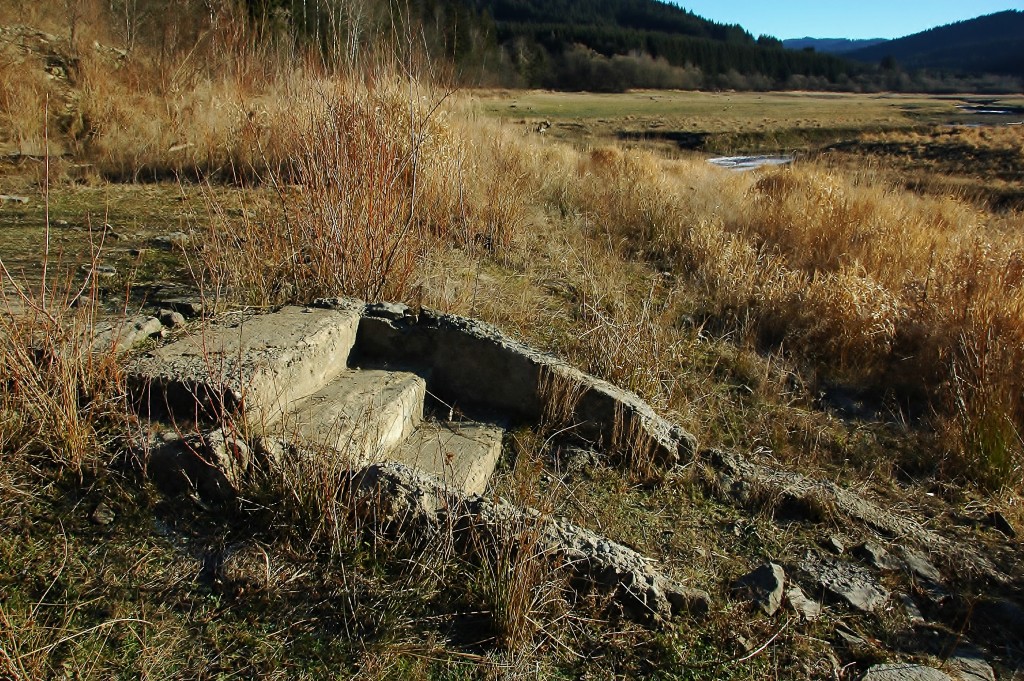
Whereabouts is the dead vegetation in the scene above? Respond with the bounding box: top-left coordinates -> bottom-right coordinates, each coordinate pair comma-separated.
1,1 -> 1023,677
825,125 -> 1024,210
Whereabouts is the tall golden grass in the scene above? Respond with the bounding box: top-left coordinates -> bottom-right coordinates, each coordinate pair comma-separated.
567,149 -> 1024,487
3,1 -> 1022,491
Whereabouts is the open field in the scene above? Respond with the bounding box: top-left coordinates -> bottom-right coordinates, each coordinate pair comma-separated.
3,8 -> 1024,678
474,89 -> 1024,154
472,89 -> 1024,209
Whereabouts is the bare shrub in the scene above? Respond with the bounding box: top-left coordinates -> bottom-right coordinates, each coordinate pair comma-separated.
0,256 -> 127,476
197,75 -> 444,304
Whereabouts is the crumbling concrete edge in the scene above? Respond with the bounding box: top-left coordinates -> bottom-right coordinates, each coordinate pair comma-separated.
316,299 -> 697,470
352,461 -> 711,626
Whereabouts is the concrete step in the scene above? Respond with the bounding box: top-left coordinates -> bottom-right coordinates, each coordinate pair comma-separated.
132,304 -> 361,424
276,368 -> 426,464
388,421 -> 504,496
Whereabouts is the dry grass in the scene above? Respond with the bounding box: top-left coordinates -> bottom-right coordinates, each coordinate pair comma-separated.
196,73 -> 476,304
547,145 -> 1024,489
4,5 -> 1024,678
468,434 -> 573,655
10,23 -> 1020,491
0,254 -> 128,477
0,190 -> 158,680
4,0 -> 1023,494
463,508 -> 562,653
0,44 -> 52,157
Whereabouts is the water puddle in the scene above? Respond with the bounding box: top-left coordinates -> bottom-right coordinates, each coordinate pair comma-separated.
954,103 -> 1024,125
707,155 -> 794,172
957,104 -> 1024,116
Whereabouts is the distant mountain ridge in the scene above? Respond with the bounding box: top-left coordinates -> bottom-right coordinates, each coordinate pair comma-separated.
847,10 -> 1024,77
783,38 -> 886,54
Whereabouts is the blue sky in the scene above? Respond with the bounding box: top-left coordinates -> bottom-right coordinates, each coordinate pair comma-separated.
675,1 -> 1024,40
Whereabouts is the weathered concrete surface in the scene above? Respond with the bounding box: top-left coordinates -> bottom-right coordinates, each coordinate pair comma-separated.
860,664 -> 954,681
132,304 -> 361,423
134,300 -> 697,523
347,301 -> 697,469
392,422 -> 503,496
351,462 -> 711,626
279,368 -> 425,463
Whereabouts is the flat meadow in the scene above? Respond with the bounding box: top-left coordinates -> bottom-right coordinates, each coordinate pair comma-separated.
474,88 -> 1024,152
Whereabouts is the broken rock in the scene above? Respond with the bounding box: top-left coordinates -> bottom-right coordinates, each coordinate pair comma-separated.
159,308 -> 186,329
855,541 -> 903,571
364,301 -> 416,322
826,534 -> 846,554
985,510 -> 1017,538
152,232 -> 190,250
948,645 -> 996,681
734,563 -> 786,616
155,296 -> 204,318
148,427 -> 251,502
799,554 -> 889,613
898,593 -> 925,624
542,509 -> 712,624
90,502 -> 115,526
704,449 -> 1006,583
898,548 -> 943,584
786,584 -> 822,622
93,315 -> 163,354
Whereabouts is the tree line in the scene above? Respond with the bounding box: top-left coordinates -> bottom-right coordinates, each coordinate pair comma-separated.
236,0 -> 1023,92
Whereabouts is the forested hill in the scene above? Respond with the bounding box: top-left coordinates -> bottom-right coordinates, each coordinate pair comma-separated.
783,38 -> 887,54
241,0 -> 1022,92
458,0 -> 858,90
847,10 -> 1024,77
466,0 -> 751,43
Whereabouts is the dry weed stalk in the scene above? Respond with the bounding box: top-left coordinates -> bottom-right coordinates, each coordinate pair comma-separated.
0,293 -> 123,473
196,74 -> 474,305
0,134 -> 127,475
464,509 -> 562,654
464,438 -> 567,655
538,368 -> 586,434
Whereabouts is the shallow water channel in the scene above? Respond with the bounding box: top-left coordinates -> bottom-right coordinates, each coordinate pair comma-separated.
706,155 -> 795,171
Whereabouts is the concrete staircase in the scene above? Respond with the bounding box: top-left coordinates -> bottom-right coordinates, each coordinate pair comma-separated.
133,305 -> 503,495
